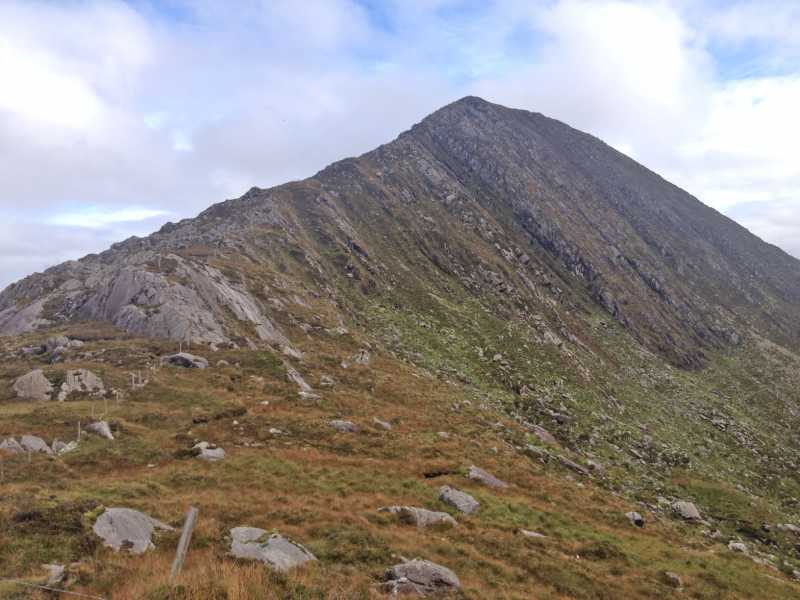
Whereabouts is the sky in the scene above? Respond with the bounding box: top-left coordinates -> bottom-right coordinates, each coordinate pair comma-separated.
1,0 -> 799,289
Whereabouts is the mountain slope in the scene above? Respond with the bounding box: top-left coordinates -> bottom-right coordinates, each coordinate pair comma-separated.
3,97 -> 800,597
2,97 -> 799,369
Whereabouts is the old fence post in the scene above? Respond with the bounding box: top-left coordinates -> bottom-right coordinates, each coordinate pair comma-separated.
169,506 -> 199,585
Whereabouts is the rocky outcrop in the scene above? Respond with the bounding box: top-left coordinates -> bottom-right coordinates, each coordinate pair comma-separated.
12,369 -> 53,401
92,508 -> 173,553
229,528 -> 316,572
0,438 -> 25,454
20,435 -> 53,455
329,419 -> 358,433
194,441 -> 225,461
672,501 -> 702,521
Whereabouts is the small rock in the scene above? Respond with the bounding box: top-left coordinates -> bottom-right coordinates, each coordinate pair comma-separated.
0,438 -> 25,455
286,366 -> 312,391
42,563 -> 66,586
518,529 -> 547,538
380,506 -> 458,528
162,353 -> 209,369
626,511 -> 645,527
439,486 -> 479,515
93,508 -> 173,554
329,419 -> 358,433
672,500 -> 702,521
20,435 -> 53,455
373,417 -> 392,430
728,540 -> 748,553
777,523 -> 800,535
194,442 -> 225,462
383,559 -> 461,596
662,571 -> 683,589
12,369 -> 53,401
229,527 -> 316,572
45,335 -> 70,353
437,431 -> 450,439
467,465 -> 508,489
530,425 -> 558,446
86,421 -> 114,440
557,455 -> 590,476
319,375 -> 336,388
216,360 -> 230,367
298,390 -> 320,401
352,349 -> 371,365
52,440 -> 78,455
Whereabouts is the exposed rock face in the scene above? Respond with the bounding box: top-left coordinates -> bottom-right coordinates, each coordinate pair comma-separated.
162,353 -> 209,369
467,465 -> 508,489
439,486 -> 479,515
229,527 -> 316,572
92,508 -> 173,553
57,369 -> 105,401
4,99 -> 798,368
380,506 -> 458,528
12,369 -> 53,401
383,559 -> 461,596
626,511 -> 645,527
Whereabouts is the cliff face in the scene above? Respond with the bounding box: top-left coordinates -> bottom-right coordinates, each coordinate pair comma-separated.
2,96 -> 799,367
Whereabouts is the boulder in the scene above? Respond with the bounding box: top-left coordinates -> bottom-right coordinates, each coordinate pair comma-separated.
86,421 -> 114,440
439,486 -> 479,515
626,511 -> 645,527
320,375 -> 336,388
557,455 -> 590,476
672,500 -> 702,521
728,540 -> 748,553
380,506 -> 458,528
329,419 -> 358,433
662,571 -> 683,589
383,559 -> 461,596
194,442 -> 225,462
467,465 -> 508,489
57,369 -> 105,401
0,437 -> 25,454
286,366 -> 312,391
92,508 -> 173,553
229,527 -> 316,572
20,435 -> 53,455
12,369 -> 53,401
778,523 -> 800,535
162,353 -> 208,369
45,335 -> 70,353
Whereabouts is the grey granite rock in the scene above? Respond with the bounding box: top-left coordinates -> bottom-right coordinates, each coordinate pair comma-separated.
380,506 -> 457,528
93,507 -> 173,554
467,465 -> 508,489
439,486 -> 479,515
229,527 -> 316,572
12,369 -> 53,401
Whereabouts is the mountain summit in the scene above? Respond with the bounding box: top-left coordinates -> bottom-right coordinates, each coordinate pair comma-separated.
2,96 -> 798,367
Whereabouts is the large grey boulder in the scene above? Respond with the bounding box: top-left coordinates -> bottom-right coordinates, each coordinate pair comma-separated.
162,352 -> 208,369
12,369 -> 53,401
467,465 -> 508,489
86,421 -> 114,440
57,369 -> 105,401
229,527 -> 316,572
672,500 -> 702,521
439,486 -> 479,515
383,559 -> 461,596
380,506 -> 458,528
0,438 -> 25,454
93,508 -> 173,553
20,435 -> 53,455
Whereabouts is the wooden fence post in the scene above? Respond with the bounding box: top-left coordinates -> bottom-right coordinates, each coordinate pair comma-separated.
169,506 -> 199,585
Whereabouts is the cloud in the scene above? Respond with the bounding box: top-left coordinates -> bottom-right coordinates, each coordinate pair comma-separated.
0,0 -> 799,290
